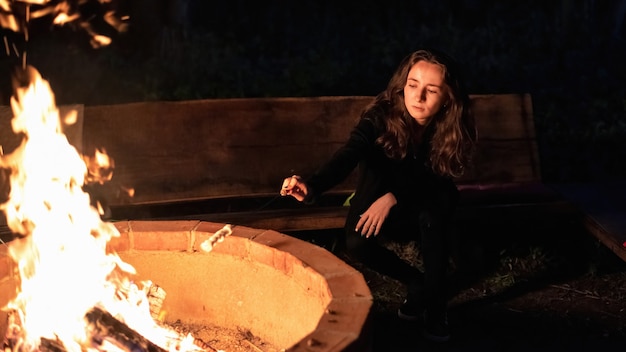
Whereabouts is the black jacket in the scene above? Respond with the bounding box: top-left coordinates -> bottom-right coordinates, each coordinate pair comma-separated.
305,104 -> 457,238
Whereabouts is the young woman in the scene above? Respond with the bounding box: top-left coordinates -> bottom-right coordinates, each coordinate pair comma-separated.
280,49 -> 477,342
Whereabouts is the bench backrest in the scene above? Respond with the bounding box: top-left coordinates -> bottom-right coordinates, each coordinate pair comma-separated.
1,94 -> 540,206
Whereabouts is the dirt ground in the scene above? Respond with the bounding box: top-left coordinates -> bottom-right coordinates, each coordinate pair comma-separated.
359,255 -> 626,352
329,215 -> 626,352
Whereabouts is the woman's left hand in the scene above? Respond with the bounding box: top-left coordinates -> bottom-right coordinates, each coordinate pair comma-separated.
356,192 -> 397,238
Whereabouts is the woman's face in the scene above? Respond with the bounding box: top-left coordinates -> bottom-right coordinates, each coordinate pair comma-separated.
403,60 -> 446,126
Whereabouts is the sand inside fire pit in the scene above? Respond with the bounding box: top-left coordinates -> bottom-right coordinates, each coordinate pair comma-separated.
117,248 -> 328,350
170,321 -> 282,352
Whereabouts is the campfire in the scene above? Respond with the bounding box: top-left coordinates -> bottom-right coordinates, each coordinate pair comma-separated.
0,65 -> 223,351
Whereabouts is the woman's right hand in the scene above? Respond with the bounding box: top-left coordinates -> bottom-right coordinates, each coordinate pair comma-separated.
280,175 -> 308,202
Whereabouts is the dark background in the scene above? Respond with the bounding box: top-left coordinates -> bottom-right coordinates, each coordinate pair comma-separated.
1,0 -> 625,184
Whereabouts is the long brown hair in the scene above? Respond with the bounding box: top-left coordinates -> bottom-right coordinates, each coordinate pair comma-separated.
368,49 -> 477,178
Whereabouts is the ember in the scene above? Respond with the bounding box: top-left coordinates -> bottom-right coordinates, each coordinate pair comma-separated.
0,0 -> 127,50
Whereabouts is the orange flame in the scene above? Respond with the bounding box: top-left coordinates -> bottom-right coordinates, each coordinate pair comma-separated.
0,67 -> 203,351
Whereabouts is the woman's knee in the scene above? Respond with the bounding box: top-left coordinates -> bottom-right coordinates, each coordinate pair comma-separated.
418,210 -> 442,230
345,232 -> 373,261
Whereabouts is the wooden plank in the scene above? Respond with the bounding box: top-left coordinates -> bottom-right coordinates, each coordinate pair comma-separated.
168,207 -> 351,232
128,197 -> 575,233
583,216 -> 626,262
104,183 -> 572,233
552,182 -> 626,261
462,94 -> 541,184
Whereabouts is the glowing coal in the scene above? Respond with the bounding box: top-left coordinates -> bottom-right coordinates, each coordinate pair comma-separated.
0,0 -> 126,49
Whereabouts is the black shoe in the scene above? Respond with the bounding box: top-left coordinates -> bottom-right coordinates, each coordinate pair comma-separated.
398,279 -> 425,321
397,298 -> 424,322
422,312 -> 451,342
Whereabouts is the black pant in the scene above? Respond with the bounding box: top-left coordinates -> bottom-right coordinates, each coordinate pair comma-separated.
344,179 -> 458,318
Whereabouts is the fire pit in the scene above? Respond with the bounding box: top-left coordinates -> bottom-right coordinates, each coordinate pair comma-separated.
0,34 -> 371,351
0,220 -> 373,351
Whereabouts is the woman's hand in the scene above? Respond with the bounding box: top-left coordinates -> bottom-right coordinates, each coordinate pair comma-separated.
280,175 -> 308,201
356,192 -> 397,238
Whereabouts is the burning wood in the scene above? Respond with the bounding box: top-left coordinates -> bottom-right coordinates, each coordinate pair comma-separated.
4,278 -> 229,352
39,337 -> 65,352
85,306 -> 168,352
4,306 -> 216,352
146,283 -> 166,322
4,310 -> 67,352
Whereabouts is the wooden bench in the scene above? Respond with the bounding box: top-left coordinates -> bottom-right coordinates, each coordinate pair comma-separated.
551,182 -> 626,262
82,94 -> 572,230
0,94 -> 572,238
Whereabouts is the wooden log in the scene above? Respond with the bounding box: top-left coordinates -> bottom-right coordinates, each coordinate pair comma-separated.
4,309 -> 23,352
85,306 -> 167,352
2,310 -> 66,352
39,337 -> 65,352
3,307 -> 171,352
3,306 -> 214,352
146,284 -> 167,322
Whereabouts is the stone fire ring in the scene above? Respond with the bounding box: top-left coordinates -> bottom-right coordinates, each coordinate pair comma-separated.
0,220 -> 373,351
